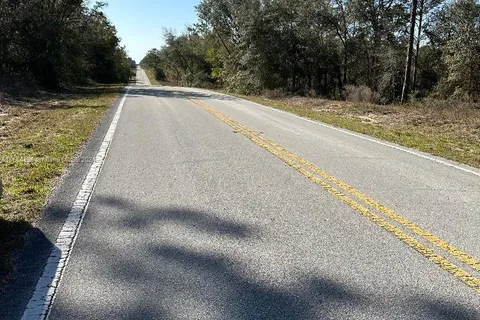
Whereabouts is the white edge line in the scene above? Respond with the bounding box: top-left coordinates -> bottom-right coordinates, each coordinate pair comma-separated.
21,86 -> 131,320
190,88 -> 480,178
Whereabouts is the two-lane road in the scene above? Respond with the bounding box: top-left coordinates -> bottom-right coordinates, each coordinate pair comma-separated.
25,69 -> 480,319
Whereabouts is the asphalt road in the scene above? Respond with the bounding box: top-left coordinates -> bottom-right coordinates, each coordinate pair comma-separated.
136,67 -> 151,86
46,68 -> 480,319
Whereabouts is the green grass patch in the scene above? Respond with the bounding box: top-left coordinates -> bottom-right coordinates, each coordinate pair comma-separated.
0,85 -> 122,289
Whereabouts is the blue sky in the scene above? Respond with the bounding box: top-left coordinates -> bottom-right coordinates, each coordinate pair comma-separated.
103,0 -> 201,63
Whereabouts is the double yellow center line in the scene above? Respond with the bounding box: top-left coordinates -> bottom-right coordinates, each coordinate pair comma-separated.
190,98 -> 480,294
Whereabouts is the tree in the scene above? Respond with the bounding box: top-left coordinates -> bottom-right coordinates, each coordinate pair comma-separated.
401,0 -> 419,103
439,0 -> 480,100
0,0 -> 133,90
412,0 -> 425,92
140,0 -> 478,102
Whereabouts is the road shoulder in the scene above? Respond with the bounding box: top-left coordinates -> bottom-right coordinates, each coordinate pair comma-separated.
0,88 -> 127,320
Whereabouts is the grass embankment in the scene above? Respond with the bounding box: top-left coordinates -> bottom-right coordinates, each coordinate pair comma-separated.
232,94 -> 480,169
0,85 -> 122,290
143,68 -> 176,86
143,68 -> 160,85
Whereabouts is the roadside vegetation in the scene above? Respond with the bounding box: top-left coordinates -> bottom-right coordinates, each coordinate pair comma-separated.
0,86 -> 123,290
142,67 -> 175,86
141,0 -> 480,169
0,1 -> 135,91
141,0 -> 480,103
0,1 -> 134,290
144,68 -> 161,86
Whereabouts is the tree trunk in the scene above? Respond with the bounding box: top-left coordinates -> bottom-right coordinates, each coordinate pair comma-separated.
213,26 -> 232,56
401,0 -> 418,103
412,0 -> 424,92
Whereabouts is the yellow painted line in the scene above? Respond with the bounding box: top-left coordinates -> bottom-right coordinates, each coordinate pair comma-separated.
193,99 -> 480,274
190,98 -> 480,294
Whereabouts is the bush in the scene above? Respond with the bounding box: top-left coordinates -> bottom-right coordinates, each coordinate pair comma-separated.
155,68 -> 166,81
345,85 -> 380,104
224,70 -> 262,95
262,88 -> 287,99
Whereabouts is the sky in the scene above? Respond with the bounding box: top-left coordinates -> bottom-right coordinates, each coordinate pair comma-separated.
103,0 -> 201,63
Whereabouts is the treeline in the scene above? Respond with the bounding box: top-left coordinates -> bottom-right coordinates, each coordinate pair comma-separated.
142,0 -> 480,103
0,1 -> 135,90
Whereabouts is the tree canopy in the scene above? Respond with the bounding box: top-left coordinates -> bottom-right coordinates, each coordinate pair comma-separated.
141,0 -> 480,102
0,0 -> 134,90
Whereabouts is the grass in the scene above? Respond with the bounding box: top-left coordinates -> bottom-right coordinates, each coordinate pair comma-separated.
143,68 -> 176,86
0,85 -> 123,290
143,68 -> 160,85
229,94 -> 480,169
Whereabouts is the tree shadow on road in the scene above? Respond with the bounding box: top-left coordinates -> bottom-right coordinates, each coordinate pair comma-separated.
48,195 -> 480,319
127,87 -> 238,102
99,196 -> 256,240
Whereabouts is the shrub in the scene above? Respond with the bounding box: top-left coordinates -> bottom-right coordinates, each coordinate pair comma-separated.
345,85 -> 380,104
263,88 -> 286,99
